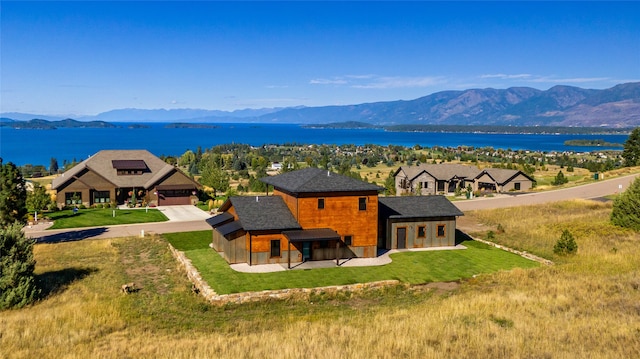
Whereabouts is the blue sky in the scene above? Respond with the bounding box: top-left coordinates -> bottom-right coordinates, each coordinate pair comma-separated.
1,1 -> 639,116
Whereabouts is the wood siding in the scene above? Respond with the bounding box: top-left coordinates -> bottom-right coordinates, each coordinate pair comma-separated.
278,191 -> 378,250
385,217 -> 457,249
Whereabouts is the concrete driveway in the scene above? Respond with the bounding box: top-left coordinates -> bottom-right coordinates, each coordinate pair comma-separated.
156,205 -> 212,222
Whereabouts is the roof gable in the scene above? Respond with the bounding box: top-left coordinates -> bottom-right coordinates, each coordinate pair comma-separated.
398,164 -> 480,181
478,168 -> 533,184
260,167 -> 382,194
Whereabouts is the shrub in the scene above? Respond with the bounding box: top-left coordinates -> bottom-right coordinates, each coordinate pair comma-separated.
552,171 -> 569,186
0,222 -> 40,309
611,177 -> 640,231
553,229 -> 578,256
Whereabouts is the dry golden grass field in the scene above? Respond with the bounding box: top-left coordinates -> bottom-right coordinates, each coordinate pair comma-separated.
1,199 -> 639,358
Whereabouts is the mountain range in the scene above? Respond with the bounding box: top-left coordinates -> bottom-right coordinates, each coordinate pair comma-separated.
2,82 -> 639,128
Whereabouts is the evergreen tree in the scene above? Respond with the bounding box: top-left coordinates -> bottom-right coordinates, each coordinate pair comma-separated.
552,170 -> 568,185
622,127 -> 640,167
0,222 -> 40,309
553,229 -> 578,256
0,160 -> 28,226
384,170 -> 397,195
49,157 -> 59,174
611,177 -> 640,231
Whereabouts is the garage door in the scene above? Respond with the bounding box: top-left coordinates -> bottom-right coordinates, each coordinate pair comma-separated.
157,189 -> 192,206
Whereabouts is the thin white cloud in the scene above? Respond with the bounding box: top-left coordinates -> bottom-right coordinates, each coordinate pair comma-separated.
352,76 -> 446,89
530,76 -> 611,84
309,78 -> 348,85
310,75 -> 446,89
479,73 -> 613,85
480,73 -> 532,80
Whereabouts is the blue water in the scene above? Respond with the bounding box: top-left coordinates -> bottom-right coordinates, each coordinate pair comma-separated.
0,123 -> 629,166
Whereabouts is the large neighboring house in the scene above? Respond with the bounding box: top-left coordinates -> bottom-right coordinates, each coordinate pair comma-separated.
394,164 -> 534,195
208,167 -> 465,267
52,150 -> 200,208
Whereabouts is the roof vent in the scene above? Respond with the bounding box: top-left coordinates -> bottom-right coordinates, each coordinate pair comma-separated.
327,170 -> 330,177
256,196 -> 259,202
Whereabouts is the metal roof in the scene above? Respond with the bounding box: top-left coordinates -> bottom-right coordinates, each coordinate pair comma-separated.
283,228 -> 341,242
205,212 -> 234,227
112,160 -> 147,170
215,220 -> 244,236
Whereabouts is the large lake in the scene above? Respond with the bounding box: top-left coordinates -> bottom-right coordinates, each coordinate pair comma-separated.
0,123 -> 629,166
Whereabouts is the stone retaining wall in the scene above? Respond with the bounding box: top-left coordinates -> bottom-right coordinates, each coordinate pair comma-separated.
168,244 -> 400,305
471,237 -> 554,266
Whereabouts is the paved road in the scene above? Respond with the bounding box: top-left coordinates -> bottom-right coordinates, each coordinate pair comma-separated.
455,173 -> 639,212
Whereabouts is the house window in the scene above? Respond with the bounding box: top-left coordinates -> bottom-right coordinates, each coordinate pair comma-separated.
65,192 -> 82,205
417,226 -> 426,238
437,224 -> 446,237
93,191 -> 110,204
318,198 -> 325,209
514,183 -> 521,191
359,197 -> 367,211
423,182 -> 429,189
270,240 -> 281,257
344,235 -> 353,246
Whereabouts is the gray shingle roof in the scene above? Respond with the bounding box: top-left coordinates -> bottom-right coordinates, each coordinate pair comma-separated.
260,167 -> 383,194
398,164 -> 480,181
379,196 -> 464,218
229,196 -> 301,231
479,168 -> 533,184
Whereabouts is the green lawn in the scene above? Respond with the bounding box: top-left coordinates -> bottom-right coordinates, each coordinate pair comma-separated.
165,230 -> 539,294
47,208 -> 169,229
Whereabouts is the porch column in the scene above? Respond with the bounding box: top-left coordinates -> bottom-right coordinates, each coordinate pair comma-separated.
336,241 -> 340,266
287,239 -> 291,269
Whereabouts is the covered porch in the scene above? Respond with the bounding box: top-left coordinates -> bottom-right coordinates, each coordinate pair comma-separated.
283,228 -> 354,269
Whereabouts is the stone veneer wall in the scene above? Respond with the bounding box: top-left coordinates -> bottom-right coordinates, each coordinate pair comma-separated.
168,244 -> 400,305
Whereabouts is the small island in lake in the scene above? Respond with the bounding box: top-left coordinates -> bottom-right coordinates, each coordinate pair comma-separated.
0,118 -> 116,129
302,121 -> 382,129
564,139 -> 623,147
127,124 -> 151,129
164,123 -> 220,129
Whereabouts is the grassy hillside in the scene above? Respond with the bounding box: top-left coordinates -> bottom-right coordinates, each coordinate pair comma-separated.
1,200 -> 639,358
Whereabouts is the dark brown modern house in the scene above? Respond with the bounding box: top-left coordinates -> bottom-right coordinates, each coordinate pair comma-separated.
208,167 -> 465,267
51,150 -> 200,208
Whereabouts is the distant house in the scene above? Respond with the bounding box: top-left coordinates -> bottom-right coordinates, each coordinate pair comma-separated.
394,164 -> 534,195
51,150 -> 200,208
474,168 -> 534,192
208,167 -> 464,267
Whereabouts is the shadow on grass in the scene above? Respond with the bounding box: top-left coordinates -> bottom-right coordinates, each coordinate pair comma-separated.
36,267 -> 98,299
35,227 -> 108,244
455,229 -> 474,245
